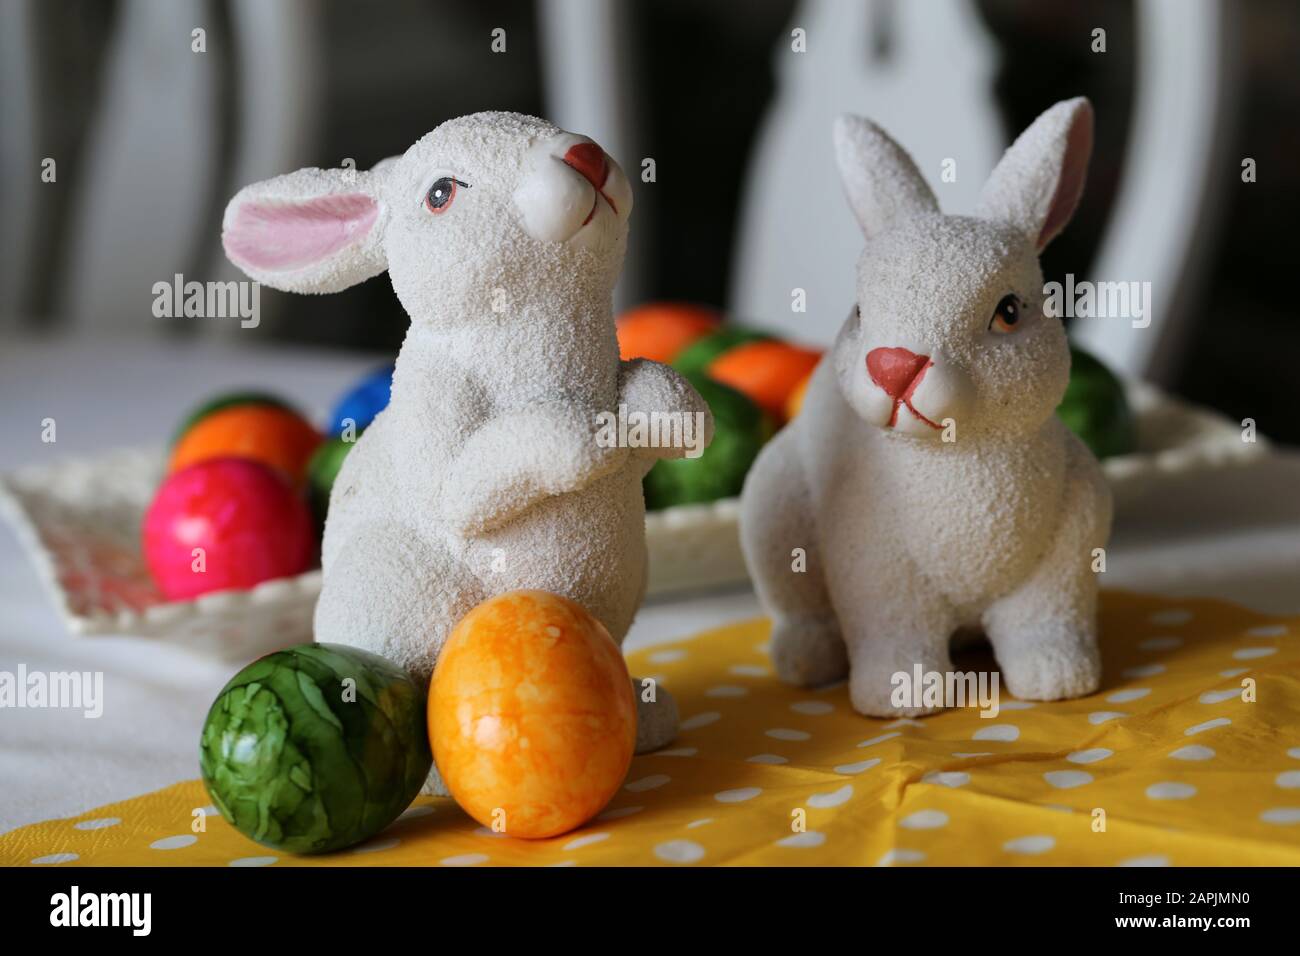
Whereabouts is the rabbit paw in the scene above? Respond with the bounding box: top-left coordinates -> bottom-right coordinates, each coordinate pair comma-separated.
995,635 -> 1102,702
847,664 -> 941,719
632,677 -> 679,753
617,359 -> 714,461
770,614 -> 848,688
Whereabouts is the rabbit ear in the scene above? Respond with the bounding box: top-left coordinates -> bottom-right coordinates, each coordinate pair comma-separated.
834,114 -> 939,239
976,98 -> 1093,252
222,163 -> 392,294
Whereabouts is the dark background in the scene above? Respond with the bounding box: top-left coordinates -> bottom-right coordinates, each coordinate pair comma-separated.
6,0 -> 1298,440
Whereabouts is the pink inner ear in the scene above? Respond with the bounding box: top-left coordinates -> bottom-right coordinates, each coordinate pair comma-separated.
1037,108 -> 1093,250
224,193 -> 378,272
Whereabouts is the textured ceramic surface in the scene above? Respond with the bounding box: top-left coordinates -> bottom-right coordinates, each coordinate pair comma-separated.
306,436 -> 355,529
200,643 -> 430,854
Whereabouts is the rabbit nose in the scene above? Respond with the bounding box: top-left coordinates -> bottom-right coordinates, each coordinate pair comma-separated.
563,143 -> 609,189
867,347 -> 931,399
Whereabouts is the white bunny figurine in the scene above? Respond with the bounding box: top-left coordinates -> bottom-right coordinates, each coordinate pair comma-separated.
740,98 -> 1110,717
222,112 -> 711,777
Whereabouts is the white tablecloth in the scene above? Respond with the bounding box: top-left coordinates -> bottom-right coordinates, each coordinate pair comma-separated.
2,335 -> 1298,834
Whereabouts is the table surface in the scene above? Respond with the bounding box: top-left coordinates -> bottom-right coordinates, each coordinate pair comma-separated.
2,334 -> 1299,835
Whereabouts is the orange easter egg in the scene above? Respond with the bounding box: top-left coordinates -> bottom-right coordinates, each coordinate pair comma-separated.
429,590 -> 637,839
169,405 -> 322,486
616,302 -> 721,363
784,368 -> 815,420
707,339 -> 822,421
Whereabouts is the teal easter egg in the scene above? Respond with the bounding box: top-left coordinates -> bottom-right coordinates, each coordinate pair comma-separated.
1058,344 -> 1137,459
199,643 -> 431,854
643,374 -> 772,510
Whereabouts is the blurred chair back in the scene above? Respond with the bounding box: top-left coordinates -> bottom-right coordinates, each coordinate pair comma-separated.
727,0 -> 1238,385
2,0 -> 323,335
730,0 -> 1002,346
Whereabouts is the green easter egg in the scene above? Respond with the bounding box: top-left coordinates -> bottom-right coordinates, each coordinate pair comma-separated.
643,375 -> 772,510
170,391 -> 297,448
306,435 -> 357,528
1057,344 -> 1137,459
672,327 -> 772,380
199,643 -> 431,854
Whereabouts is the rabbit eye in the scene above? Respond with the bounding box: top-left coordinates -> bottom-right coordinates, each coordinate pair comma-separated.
989,294 -> 1023,334
424,177 -> 468,214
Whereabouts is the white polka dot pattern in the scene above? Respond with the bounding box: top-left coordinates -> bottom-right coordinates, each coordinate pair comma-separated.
6,596 -> 1298,868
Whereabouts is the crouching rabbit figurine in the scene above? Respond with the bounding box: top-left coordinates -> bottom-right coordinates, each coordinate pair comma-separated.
740,98 -> 1111,717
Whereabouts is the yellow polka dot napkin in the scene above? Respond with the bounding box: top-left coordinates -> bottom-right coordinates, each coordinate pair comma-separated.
5,590 -> 1299,866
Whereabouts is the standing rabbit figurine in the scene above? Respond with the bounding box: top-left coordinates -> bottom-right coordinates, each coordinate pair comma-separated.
223,112 -> 711,781
740,98 -> 1110,717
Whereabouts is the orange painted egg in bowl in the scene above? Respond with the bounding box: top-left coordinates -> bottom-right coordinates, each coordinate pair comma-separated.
615,301 -> 721,364
429,590 -> 637,839
168,404 -> 322,487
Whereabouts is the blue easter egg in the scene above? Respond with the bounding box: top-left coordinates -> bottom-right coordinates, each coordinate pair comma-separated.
328,364 -> 395,436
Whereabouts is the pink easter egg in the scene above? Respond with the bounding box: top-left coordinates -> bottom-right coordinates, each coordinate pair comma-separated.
143,457 -> 314,601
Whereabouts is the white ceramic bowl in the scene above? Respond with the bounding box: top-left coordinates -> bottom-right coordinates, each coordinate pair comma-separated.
0,382 -> 1268,658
